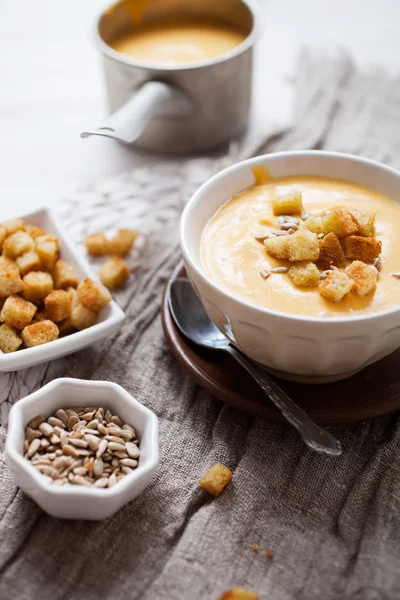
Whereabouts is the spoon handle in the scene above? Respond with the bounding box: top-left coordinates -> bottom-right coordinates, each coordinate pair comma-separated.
226,346 -> 342,456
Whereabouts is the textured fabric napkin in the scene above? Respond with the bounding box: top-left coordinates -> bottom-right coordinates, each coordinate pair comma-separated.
1,51 -> 400,600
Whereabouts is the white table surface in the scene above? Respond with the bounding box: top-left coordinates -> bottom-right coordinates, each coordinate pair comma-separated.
1,0 -> 399,218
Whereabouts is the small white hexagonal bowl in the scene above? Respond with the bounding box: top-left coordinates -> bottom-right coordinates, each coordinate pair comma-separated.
5,378 -> 159,520
0,207 -> 125,371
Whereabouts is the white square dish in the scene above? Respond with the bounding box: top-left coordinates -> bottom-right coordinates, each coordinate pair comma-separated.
0,207 -> 125,371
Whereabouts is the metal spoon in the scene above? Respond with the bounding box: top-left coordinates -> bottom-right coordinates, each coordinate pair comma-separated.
169,279 -> 342,457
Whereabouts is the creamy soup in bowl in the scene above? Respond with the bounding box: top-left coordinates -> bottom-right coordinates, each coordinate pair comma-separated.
180,151 -> 400,383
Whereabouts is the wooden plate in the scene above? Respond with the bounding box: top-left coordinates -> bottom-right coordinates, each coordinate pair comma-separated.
161,262 -> 400,425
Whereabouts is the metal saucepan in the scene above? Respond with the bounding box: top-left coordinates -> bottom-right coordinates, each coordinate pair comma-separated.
81,0 -> 264,153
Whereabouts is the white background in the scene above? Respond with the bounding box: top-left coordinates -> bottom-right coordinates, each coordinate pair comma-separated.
1,0 -> 399,217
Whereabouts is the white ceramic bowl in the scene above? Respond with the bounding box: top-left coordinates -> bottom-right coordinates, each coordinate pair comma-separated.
180,151 -> 400,383
0,208 -> 125,371
5,378 -> 159,520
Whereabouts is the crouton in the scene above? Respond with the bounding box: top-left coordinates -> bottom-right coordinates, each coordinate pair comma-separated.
1,295 -> 37,329
53,260 -> 79,289
33,310 -> 48,323
2,218 -> 25,235
36,238 -> 59,272
84,233 -> 108,256
317,232 -> 347,270
2,231 -> 35,259
341,235 -> 382,263
22,271 -> 53,302
0,324 -> 22,353
288,262 -> 320,287
199,464 -> 233,497
322,208 -> 358,238
107,229 -> 139,256
58,317 -> 75,336
345,261 -> 377,296
22,320 -> 59,347
100,256 -> 130,290
319,270 -> 354,302
77,279 -> 112,313
303,215 -> 324,234
44,290 -> 71,322
272,192 -> 303,216
218,588 -> 259,600
66,286 -> 78,304
70,301 -> 97,330
287,229 -> 320,262
264,235 -> 290,260
351,208 -> 375,237
0,226 -> 6,250
0,257 -> 24,297
24,224 -> 46,239
16,251 -> 41,275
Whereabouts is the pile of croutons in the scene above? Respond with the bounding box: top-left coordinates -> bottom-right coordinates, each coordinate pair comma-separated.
0,218 -> 112,353
84,228 -> 138,290
263,192 -> 382,302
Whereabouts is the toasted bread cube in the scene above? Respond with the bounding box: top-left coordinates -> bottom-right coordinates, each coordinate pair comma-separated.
288,262 -> 320,287
53,260 -> 79,289
3,231 -> 35,259
272,192 -> 303,216
1,295 -> 37,329
84,233 -> 108,257
345,261 -> 377,296
22,271 -> 53,302
100,256 -> 130,290
341,235 -> 382,263
0,324 -> 22,353
0,226 -> 6,251
287,230 -> 319,262
22,320 -> 59,347
36,239 -> 59,272
219,588 -> 259,600
77,279 -> 112,313
33,310 -> 48,323
70,301 -> 97,330
107,229 -> 139,256
16,251 -> 41,276
303,215 -> 324,234
264,235 -> 290,259
44,290 -> 71,322
322,208 -> 358,238
66,286 -> 78,304
24,224 -> 46,239
58,316 -> 75,336
317,232 -> 347,270
2,218 -> 25,235
200,463 -> 233,497
319,270 -> 354,302
351,208 -> 375,237
0,257 -> 24,297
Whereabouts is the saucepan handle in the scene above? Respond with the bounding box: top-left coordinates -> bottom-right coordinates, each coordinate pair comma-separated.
80,80 -> 193,145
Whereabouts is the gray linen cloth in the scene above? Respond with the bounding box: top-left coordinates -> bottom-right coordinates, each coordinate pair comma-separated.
1,51 -> 400,600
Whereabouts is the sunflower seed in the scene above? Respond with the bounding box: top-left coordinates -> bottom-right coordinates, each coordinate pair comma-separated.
259,269 -> 271,280
93,458 -> 103,478
47,416 -> 66,429
85,434 -> 99,451
55,409 -> 69,426
301,212 -> 310,220
68,416 -> 79,430
370,265 -> 379,277
373,257 -> 382,271
107,427 -> 124,437
121,466 -> 133,475
281,223 -> 298,231
72,475 -> 92,486
126,443 -> 140,459
27,438 -> 41,458
107,442 -> 126,452
68,437 -> 88,448
86,420 -> 99,430
119,458 -> 138,468
40,438 -> 50,448
320,270 -> 332,280
72,421 -> 86,432
60,431 -> 68,447
254,233 -> 269,243
50,434 -> 60,445
110,415 -> 123,427
73,467 -> 88,476
53,456 -> 73,470
53,426 -> 63,437
23,440 -> 29,453
106,435 -> 126,445
271,266 -> 289,274
39,423 -> 54,437
26,427 -> 42,442
118,430 -> 134,441
108,473 -> 117,487
114,451 -> 129,459
94,478 -> 108,488
96,439 -> 108,458
53,479 -> 67,486
38,466 -> 59,479
317,233 -> 325,239
105,410 -> 112,423
28,415 -> 45,430
65,409 -> 79,420
97,422 -> 108,436
111,458 -> 119,468
122,424 -> 136,435
62,444 -> 80,458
